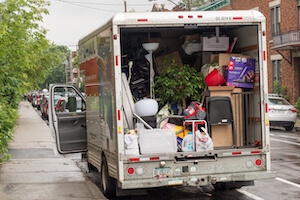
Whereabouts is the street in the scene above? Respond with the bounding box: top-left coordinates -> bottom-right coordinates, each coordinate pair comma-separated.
0,101 -> 299,200
81,127 -> 300,200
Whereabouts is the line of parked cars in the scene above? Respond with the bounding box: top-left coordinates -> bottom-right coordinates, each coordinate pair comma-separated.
27,89 -> 86,121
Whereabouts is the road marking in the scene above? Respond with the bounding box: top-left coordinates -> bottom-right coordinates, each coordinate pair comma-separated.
236,189 -> 264,200
276,177 -> 300,188
270,138 -> 300,146
270,133 -> 299,140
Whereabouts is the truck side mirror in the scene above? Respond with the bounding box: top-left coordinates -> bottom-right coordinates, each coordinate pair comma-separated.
68,97 -> 77,112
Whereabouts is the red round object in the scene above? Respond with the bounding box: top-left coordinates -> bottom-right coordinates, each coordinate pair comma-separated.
255,159 -> 262,166
127,167 -> 134,174
204,69 -> 226,86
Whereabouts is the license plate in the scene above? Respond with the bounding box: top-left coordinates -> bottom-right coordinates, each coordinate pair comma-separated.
275,110 -> 286,114
168,178 -> 183,186
153,167 -> 172,178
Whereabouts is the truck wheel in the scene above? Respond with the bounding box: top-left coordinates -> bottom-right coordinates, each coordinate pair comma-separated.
100,156 -> 116,198
87,162 -> 98,172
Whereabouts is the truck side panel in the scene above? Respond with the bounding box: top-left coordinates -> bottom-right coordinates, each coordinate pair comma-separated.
79,26 -> 118,178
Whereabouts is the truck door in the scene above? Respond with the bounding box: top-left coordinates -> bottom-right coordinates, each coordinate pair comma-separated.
49,84 -> 87,154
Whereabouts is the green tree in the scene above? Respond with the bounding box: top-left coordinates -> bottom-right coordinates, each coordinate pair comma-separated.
38,44 -> 70,89
0,0 -> 50,164
273,80 -> 289,101
181,0 -> 207,8
295,97 -> 300,117
154,58 -> 205,109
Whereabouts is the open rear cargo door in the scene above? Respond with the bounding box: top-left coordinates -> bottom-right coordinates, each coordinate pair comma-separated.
49,84 -> 87,154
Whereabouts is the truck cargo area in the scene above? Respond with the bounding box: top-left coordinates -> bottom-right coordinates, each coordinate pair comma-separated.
120,24 -> 263,154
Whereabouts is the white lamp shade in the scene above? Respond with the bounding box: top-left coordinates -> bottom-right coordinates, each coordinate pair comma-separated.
142,43 -> 159,52
135,99 -> 158,117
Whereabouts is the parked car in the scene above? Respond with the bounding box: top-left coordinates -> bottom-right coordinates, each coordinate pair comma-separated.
55,98 -> 67,112
31,92 -> 39,107
268,95 -> 297,131
41,96 -> 49,120
55,97 -> 83,113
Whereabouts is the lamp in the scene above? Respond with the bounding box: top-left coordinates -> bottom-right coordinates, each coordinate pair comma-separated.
142,42 -> 159,99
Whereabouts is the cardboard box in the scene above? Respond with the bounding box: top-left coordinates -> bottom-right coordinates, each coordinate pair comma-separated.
209,86 -> 243,147
156,51 -> 183,73
209,54 -> 251,78
184,34 -> 200,42
203,37 -> 229,51
227,57 -> 255,88
147,38 -> 182,53
211,124 -> 233,147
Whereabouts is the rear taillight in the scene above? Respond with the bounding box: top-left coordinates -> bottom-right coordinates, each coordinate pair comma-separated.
268,108 -> 274,111
290,109 -> 297,113
127,167 -> 134,175
255,159 -> 262,166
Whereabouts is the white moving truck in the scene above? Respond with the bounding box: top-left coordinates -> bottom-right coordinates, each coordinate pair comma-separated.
49,11 -> 275,198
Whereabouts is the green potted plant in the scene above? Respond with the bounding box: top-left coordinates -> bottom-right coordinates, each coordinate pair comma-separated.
154,58 -> 205,109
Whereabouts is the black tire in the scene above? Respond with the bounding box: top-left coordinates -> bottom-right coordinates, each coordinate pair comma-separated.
100,156 -> 116,199
87,162 -> 98,172
284,124 -> 294,131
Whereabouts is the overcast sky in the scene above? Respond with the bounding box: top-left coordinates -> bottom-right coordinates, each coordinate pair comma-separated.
42,0 -> 180,51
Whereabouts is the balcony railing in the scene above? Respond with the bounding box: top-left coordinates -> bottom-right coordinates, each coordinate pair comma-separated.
195,0 -> 231,11
272,28 -> 300,50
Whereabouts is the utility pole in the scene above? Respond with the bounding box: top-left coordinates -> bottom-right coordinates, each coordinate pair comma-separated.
124,0 -> 127,12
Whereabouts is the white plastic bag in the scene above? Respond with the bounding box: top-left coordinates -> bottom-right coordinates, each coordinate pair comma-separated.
195,127 -> 213,151
124,134 -> 139,155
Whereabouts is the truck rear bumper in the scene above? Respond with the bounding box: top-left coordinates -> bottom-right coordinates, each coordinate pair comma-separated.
119,171 -> 276,189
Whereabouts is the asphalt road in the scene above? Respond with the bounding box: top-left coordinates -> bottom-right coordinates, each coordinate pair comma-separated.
39,108 -> 300,200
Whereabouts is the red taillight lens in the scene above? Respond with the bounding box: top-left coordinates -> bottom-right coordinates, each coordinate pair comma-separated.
290,109 -> 297,113
127,167 -> 134,175
255,159 -> 262,166
269,108 -> 274,111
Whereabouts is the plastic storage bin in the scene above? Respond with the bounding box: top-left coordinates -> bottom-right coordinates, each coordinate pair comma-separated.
139,129 -> 177,154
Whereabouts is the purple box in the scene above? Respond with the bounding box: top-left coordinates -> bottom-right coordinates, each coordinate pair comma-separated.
227,57 -> 255,88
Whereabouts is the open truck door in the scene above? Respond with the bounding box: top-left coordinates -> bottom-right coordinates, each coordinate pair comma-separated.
49,84 -> 87,154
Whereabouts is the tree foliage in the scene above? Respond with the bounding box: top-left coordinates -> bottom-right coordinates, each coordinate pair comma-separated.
295,97 -> 300,117
38,44 -> 70,89
154,58 -> 205,109
181,0 -> 207,8
273,80 -> 289,101
0,0 -> 51,164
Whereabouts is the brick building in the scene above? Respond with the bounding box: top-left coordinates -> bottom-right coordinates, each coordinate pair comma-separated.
198,0 -> 300,104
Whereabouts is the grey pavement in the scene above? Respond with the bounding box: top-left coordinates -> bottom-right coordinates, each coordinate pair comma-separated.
0,101 -> 104,200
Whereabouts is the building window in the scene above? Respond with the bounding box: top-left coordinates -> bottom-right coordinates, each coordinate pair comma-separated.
270,6 -> 280,37
272,60 -> 282,91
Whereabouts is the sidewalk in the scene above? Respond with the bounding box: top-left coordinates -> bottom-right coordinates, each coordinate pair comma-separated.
0,101 -> 104,200
295,117 -> 300,132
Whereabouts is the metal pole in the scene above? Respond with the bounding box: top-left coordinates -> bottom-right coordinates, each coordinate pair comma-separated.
124,0 -> 127,12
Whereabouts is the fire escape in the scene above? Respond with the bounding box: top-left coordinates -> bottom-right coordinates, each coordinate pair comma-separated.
272,28 -> 300,66
195,0 -> 231,11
